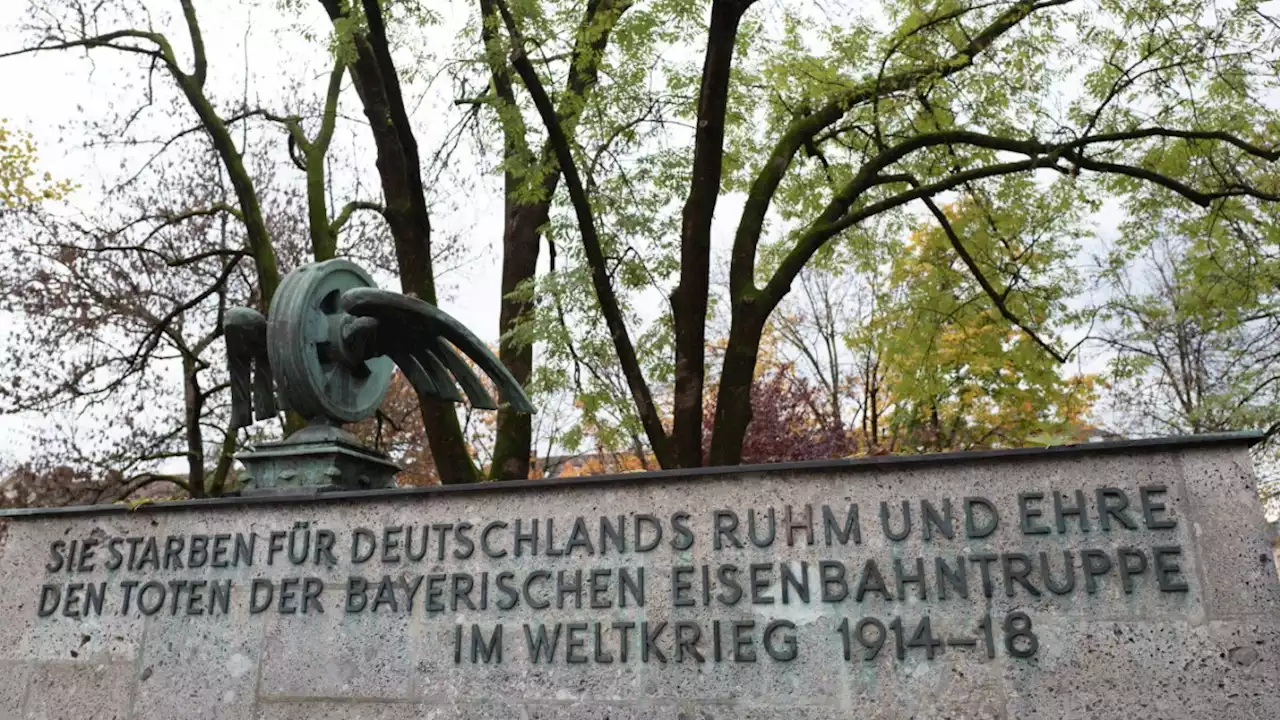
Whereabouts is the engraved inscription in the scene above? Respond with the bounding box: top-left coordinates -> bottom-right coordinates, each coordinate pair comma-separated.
32,484 -> 1189,666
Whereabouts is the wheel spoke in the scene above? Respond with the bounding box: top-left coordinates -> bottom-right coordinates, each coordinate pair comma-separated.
325,368 -> 353,406
304,312 -> 328,342
352,360 -> 372,379
339,371 -> 353,405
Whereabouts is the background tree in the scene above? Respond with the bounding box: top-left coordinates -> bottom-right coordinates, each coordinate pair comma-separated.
0,463 -> 181,510
770,265 -> 860,440
1099,234 -> 1280,437
0,143 -> 310,498
696,199 -> 1098,463
457,0 -> 662,479
5,1 -> 289,301
873,195 -> 1098,452
3,0 -> 496,484
701,347 -> 860,465
1096,201 -> 1280,511
499,0 -> 1280,468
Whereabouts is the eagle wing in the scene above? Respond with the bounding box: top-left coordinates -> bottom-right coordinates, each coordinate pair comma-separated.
338,288 -> 536,414
223,307 -> 279,429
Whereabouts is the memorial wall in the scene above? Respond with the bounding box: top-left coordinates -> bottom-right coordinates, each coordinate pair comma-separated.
0,433 -> 1277,719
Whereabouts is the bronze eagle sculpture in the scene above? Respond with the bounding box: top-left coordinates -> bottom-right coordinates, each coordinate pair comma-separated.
224,259 -> 534,431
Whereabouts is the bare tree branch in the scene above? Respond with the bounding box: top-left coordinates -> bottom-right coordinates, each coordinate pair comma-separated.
919,195 -> 1068,362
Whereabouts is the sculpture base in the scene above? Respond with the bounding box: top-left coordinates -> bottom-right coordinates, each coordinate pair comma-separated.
237,424 -> 400,495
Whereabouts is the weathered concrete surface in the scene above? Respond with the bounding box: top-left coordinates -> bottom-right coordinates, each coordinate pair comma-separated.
0,435 -> 1277,719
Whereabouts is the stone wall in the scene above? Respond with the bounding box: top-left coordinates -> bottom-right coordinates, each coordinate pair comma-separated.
1271,520 -> 1280,577
1,434 -> 1277,719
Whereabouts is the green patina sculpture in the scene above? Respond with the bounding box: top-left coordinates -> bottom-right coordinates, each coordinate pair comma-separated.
224,259 -> 534,493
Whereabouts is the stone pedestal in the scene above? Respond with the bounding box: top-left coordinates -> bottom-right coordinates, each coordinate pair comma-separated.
236,423 -> 400,494
2,433 -> 1278,719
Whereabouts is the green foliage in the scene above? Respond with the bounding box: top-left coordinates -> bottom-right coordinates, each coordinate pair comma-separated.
272,0 -> 442,63
1099,195 -> 1280,439
868,194 -> 1098,452
481,0 -> 1276,463
454,0 -> 710,455
0,120 -> 73,211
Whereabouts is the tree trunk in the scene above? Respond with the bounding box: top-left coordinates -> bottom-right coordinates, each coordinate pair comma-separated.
672,0 -> 753,468
483,0 -> 539,481
486,0 -> 632,479
207,425 -> 237,497
502,0 -> 677,468
707,306 -> 766,466
182,356 -> 206,498
163,4 -> 281,307
306,151 -> 336,261
490,205 -> 544,479
869,359 -> 880,446
175,78 -> 281,306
